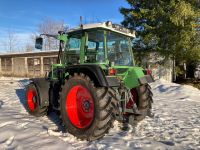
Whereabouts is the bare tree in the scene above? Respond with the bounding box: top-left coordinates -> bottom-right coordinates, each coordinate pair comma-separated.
2,29 -> 18,53
25,43 -> 34,52
25,33 -> 38,52
38,18 -> 65,50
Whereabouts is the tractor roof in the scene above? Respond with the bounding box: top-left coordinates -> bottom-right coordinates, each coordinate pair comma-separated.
66,21 -> 136,38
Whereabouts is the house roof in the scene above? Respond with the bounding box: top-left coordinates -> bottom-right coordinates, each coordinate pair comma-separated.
0,50 -> 59,58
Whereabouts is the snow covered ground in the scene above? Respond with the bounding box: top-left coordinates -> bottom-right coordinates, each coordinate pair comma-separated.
0,78 -> 200,150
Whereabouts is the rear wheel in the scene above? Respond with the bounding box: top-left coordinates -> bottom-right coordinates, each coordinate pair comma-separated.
25,83 -> 48,117
127,84 -> 153,125
60,73 -> 116,141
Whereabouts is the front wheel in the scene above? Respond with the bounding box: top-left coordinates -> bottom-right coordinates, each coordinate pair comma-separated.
60,73 -> 116,141
25,83 -> 48,117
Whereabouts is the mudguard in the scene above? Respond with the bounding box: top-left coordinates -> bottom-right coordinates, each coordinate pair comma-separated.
138,75 -> 154,85
66,64 -> 121,87
30,78 -> 50,107
66,64 -> 111,87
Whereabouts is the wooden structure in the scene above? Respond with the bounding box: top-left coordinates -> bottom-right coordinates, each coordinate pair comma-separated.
0,51 -> 58,77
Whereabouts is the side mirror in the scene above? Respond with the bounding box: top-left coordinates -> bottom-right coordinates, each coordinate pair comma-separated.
35,37 -> 43,49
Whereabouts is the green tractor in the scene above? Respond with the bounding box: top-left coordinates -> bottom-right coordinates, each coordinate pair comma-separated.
26,21 -> 154,141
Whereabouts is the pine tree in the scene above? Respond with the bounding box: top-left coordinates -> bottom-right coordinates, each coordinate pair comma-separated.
120,0 -> 200,62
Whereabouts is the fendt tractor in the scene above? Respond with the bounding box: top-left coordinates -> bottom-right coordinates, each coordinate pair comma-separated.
26,21 -> 154,141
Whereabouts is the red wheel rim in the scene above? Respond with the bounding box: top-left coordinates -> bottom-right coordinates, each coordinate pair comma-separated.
126,88 -> 138,109
66,85 -> 94,129
27,89 -> 37,111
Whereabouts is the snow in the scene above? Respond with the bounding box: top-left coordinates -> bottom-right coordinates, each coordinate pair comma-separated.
0,78 -> 200,149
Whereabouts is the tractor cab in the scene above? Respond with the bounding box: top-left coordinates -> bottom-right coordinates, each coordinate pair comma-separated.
36,21 -> 135,68
63,22 -> 136,68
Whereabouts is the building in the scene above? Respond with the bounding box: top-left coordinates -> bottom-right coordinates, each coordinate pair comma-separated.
0,50 -> 173,82
140,52 -> 173,82
0,51 -> 58,77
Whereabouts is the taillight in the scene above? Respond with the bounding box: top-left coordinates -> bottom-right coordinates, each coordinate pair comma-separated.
109,68 -> 117,76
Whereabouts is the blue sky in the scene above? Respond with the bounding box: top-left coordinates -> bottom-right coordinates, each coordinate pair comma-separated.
0,0 -> 129,52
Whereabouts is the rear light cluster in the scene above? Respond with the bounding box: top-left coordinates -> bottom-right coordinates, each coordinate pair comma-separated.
109,68 -> 117,76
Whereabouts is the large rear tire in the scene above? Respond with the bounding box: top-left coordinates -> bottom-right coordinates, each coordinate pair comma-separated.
25,83 -> 48,117
60,73 -> 116,141
134,84 -> 153,122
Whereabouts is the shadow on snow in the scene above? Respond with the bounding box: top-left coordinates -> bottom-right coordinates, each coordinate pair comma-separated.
15,79 -> 65,133
0,100 -> 3,109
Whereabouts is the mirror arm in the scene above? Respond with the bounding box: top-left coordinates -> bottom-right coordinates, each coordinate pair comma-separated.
40,34 -> 57,39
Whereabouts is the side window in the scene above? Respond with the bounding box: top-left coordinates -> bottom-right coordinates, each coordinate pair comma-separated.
86,30 -> 105,63
107,32 -> 133,66
69,38 -> 81,50
88,41 -> 96,50
65,37 -> 81,64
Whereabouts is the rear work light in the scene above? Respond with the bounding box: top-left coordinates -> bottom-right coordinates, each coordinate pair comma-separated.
109,68 -> 117,76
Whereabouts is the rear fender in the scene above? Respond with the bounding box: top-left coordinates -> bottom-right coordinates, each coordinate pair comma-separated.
123,67 -> 154,89
66,64 -> 110,87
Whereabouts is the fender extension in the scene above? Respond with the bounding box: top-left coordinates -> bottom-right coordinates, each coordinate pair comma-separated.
138,75 -> 154,85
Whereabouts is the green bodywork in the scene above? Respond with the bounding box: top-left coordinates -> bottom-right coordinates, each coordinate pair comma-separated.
44,27 -> 146,89
113,66 -> 145,89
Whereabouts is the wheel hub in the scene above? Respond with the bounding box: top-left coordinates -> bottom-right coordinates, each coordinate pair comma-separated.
66,85 -> 94,129
27,89 -> 37,111
82,100 -> 91,112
